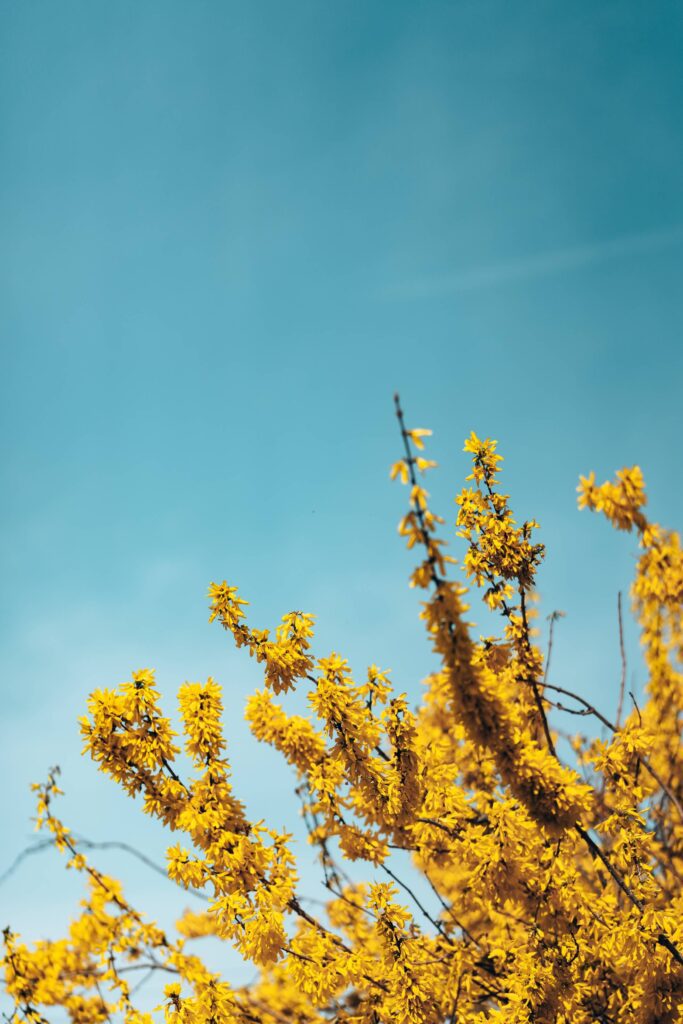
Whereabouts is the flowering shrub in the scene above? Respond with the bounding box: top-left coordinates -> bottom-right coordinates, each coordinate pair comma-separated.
3,398 -> 682,1023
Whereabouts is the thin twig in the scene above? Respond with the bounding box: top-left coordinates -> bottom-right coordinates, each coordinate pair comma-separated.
616,593 -> 627,729
0,835 -> 210,901
379,862 -> 452,943
543,610 -> 564,686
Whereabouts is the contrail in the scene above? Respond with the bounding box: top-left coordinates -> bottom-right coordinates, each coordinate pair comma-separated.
390,223 -> 683,298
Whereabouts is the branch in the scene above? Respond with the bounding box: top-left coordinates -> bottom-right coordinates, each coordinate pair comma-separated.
616,592 -> 627,729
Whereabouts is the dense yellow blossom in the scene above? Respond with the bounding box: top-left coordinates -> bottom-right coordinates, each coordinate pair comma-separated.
3,401 -> 683,1023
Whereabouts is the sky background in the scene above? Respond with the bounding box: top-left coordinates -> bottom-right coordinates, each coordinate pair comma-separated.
2,0 -> 683,1003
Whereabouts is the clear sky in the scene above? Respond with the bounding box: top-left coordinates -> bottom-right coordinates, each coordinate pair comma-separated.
2,0 -> 682,993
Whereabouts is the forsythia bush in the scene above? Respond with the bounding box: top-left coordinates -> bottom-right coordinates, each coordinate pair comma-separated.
3,397 -> 683,1024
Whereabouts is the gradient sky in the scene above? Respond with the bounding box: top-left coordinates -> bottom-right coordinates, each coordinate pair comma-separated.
2,0 -> 683,998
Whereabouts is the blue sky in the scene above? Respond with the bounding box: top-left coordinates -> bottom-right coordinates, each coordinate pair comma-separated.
2,0 -> 683,993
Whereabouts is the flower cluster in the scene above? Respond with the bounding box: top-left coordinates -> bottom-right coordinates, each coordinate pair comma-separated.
3,409 -> 683,1024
